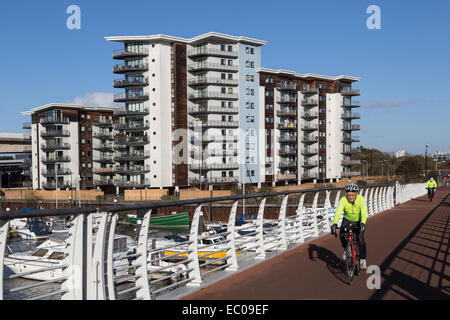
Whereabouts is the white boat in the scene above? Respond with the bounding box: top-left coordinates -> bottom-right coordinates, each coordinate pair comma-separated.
4,234 -> 133,281
11,217 -> 51,240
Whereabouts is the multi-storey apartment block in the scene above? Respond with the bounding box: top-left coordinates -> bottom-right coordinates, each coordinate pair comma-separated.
23,104 -> 117,190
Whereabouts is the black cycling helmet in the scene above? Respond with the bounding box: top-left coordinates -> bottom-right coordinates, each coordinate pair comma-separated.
344,183 -> 359,193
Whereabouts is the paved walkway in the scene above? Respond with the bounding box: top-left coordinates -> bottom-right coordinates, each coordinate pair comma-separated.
182,188 -> 449,300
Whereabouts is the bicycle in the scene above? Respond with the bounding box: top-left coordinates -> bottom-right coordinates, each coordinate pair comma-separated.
427,188 -> 435,202
334,223 -> 361,285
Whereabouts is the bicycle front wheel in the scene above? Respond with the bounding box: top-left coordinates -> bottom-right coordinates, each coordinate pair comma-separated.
345,245 -> 355,285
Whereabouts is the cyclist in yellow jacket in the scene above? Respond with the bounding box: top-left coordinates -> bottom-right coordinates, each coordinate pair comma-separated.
331,183 -> 368,270
426,177 -> 437,201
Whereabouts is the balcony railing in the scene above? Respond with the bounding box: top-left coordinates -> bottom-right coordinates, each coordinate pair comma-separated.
188,177 -> 239,185
114,137 -> 150,147
301,136 -> 319,143
279,162 -> 297,169
341,89 -> 360,96
22,123 -> 31,130
279,149 -> 297,156
92,119 -> 114,128
276,110 -> 297,117
276,83 -> 297,91
188,121 -> 239,128
277,174 -> 297,181
341,136 -> 360,143
301,160 -> 319,168
40,130 -> 70,138
277,123 -> 297,130
301,86 -> 318,95
114,121 -> 150,131
342,148 -> 361,154
42,169 -> 72,177
189,163 -> 239,171
112,49 -> 149,59
188,63 -> 238,73
277,96 -> 297,104
93,132 -> 114,140
301,124 -> 319,131
301,148 -> 318,155
114,165 -> 151,175
41,143 -> 71,151
341,124 -> 361,131
113,62 -> 149,74
188,92 -> 238,101
40,117 -> 70,125
114,107 -> 150,116
342,101 -> 361,108
300,111 -> 319,119
187,48 -> 239,58
93,155 -> 115,163
94,178 -> 115,186
114,77 -> 149,88
188,106 -> 239,114
42,181 -> 72,189
278,135 -> 297,143
114,92 -> 149,103
114,152 -> 151,161
190,135 -> 239,144
41,156 -> 71,163
301,99 -> 319,106
302,172 -> 319,179
114,179 -> 151,188
191,149 -> 238,158
188,78 -> 239,87
341,112 -> 361,120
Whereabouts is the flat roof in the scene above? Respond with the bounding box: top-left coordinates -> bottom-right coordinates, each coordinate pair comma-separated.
257,68 -> 361,82
22,103 -> 118,116
105,31 -> 267,46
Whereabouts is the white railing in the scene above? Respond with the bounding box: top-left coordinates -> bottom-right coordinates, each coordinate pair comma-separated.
0,183 -> 426,300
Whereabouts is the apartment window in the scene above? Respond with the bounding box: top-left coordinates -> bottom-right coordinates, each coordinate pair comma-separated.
229,171 -> 233,177
250,89 -> 254,95
221,44 -> 226,51
221,87 -> 226,94
250,75 -> 255,82
222,115 -> 226,122
228,74 -> 233,80
246,102 -> 250,109
246,61 -> 250,68
228,102 -> 233,108
87,115 -> 90,120
228,45 -> 232,52
221,129 -> 226,136
227,88 -> 233,94
81,139 -> 85,144
221,101 -> 226,107
81,127 -> 85,132
319,96 -> 326,101
246,47 -> 250,54
246,74 -> 250,81
82,163 -> 86,168
81,114 -> 85,119
319,83 -> 326,89
319,120 -> 326,125
222,171 -> 227,177
228,116 -> 233,122
221,73 -> 226,79
250,48 -> 254,54
251,62 -> 254,68
221,59 -> 226,65
228,60 -> 233,66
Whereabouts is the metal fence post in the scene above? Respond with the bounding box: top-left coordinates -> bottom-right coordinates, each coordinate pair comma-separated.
255,198 -> 267,259
88,212 -> 108,300
312,192 -> 320,238
373,188 -> 379,214
106,213 -> 118,300
135,210 -> 152,300
225,201 -> 239,271
0,219 -> 9,300
277,195 -> 289,250
323,191 -> 332,232
294,194 -> 305,244
186,205 -> 202,287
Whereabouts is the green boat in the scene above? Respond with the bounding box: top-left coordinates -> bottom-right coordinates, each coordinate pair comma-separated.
125,211 -> 190,229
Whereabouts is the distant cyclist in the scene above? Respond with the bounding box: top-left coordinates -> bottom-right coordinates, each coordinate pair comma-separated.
426,177 -> 437,201
331,183 -> 368,270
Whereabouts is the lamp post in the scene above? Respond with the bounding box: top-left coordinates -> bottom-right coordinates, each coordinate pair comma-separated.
383,160 -> 388,184
379,160 -> 384,180
361,160 -> 366,180
425,144 -> 430,178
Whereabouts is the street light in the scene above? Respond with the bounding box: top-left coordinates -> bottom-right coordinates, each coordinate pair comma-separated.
379,160 -> 384,179
425,144 -> 430,178
383,160 -> 388,183
361,160 -> 367,180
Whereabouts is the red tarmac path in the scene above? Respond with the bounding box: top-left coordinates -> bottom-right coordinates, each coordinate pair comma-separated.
182,188 -> 449,300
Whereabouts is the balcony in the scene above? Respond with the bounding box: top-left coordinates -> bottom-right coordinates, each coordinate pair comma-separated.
341,112 -> 361,120
341,136 -> 360,143
41,143 -> 71,151
114,107 -> 150,117
187,48 -> 239,58
41,156 -> 71,163
279,149 -> 297,156
188,105 -> 239,115
189,163 -> 239,171
301,86 -> 318,95
114,165 -> 151,175
188,78 -> 239,87
301,148 -> 318,155
188,92 -> 238,101
40,117 -> 70,126
342,101 -> 361,108
302,172 -> 319,179
42,181 -> 72,190
276,83 -> 297,91
341,160 -> 361,166
42,168 -> 72,177
93,143 -> 114,151
301,160 -> 319,168
114,92 -> 149,103
341,171 -> 361,177
22,123 -> 31,130
191,149 -> 238,158
93,132 -> 114,140
94,178 -> 115,186
300,111 -> 319,119
92,119 -> 114,128
112,49 -> 149,60
278,135 -> 297,143
342,148 -> 361,154
277,174 -> 297,181
113,62 -> 148,74
114,179 -> 151,188
276,109 -> 297,117
341,124 -> 361,131
188,177 -> 239,185
93,155 -> 115,164
277,123 -> 297,130
301,124 -> 319,131
279,162 -> 297,169
114,121 -> 150,131
40,130 -> 70,138
277,96 -> 297,104
114,137 -> 150,148
92,168 -> 114,176
301,99 -> 319,106
341,89 -> 360,96
301,136 -> 318,144
190,135 -> 238,144
188,63 -> 238,73
114,77 -> 149,88
188,120 -> 239,129
114,151 -> 150,162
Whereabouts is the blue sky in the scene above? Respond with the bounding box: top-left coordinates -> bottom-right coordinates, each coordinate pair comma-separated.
0,0 -> 449,155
